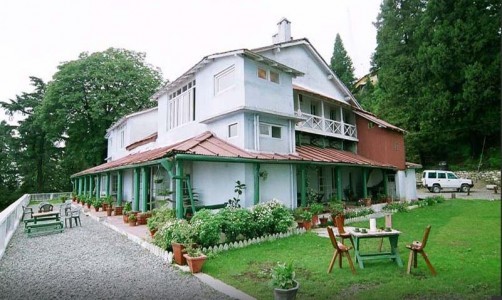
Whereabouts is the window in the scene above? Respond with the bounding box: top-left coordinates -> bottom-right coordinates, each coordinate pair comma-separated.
214,65 -> 235,94
257,68 -> 267,79
438,172 -> 446,179
270,71 -> 280,83
120,130 -> 125,148
428,172 -> 437,179
368,122 -> 374,128
259,123 -> 282,139
310,104 -> 317,115
168,81 -> 196,130
111,174 -> 118,194
318,168 -> 325,193
329,109 -> 337,120
447,173 -> 457,179
228,123 -> 238,137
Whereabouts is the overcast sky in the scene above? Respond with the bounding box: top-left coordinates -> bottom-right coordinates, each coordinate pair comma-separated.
0,0 -> 381,122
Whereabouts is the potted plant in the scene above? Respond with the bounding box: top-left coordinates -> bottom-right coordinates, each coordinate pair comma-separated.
270,262 -> 299,300
328,201 -> 344,225
104,196 -> 114,216
123,202 -> 132,223
300,210 -> 313,231
86,197 -> 92,209
171,220 -> 194,265
183,243 -> 207,274
146,216 -> 158,237
293,208 -> 305,229
154,175 -> 164,184
92,197 -> 103,212
308,202 -> 324,227
128,213 -> 137,226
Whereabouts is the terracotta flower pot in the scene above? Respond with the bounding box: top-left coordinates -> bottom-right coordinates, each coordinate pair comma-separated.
86,203 -> 91,209
312,214 -> 319,227
102,203 -> 108,211
128,219 -> 137,226
137,213 -> 148,225
172,242 -> 187,265
319,217 -> 328,226
149,228 -> 157,237
296,221 -> 304,229
114,206 -> 123,216
123,214 -> 129,223
106,207 -> 113,216
183,254 -> 207,273
303,221 -> 312,231
94,207 -> 100,212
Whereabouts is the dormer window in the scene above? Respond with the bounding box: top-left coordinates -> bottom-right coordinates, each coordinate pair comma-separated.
257,67 -> 280,84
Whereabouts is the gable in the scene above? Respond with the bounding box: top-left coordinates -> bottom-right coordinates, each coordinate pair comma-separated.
254,40 -> 361,109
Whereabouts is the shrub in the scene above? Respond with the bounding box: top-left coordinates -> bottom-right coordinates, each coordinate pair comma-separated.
252,199 -> 294,236
383,202 -> 409,213
153,219 -> 194,250
147,206 -> 175,232
344,207 -> 375,219
190,209 -> 222,248
218,207 -> 254,242
270,262 -> 296,289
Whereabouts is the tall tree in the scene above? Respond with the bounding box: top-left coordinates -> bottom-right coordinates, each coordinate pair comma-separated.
1,77 -> 64,193
40,48 -> 163,174
330,34 -> 356,89
0,121 -> 19,210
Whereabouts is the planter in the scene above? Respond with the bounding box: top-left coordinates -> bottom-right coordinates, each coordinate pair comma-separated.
365,198 -> 372,207
94,207 -> 100,212
149,228 -> 157,237
123,214 -> 129,223
296,221 -> 304,229
114,206 -> 123,216
128,219 -> 137,226
137,213 -> 148,225
273,280 -> 299,300
319,217 -> 328,226
86,203 -> 91,209
172,242 -> 187,265
312,214 -> 319,227
102,203 -> 108,211
106,207 -> 113,216
183,254 -> 207,273
303,221 -> 312,231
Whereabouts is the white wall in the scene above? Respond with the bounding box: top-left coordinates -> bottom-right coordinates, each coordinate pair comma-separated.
122,169 -> 134,204
206,113 -> 246,149
258,164 -> 295,208
258,45 -> 348,105
396,169 -> 418,202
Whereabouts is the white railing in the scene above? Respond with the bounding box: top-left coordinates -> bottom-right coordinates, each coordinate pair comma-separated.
295,111 -> 357,138
29,192 -> 72,202
0,194 -> 30,261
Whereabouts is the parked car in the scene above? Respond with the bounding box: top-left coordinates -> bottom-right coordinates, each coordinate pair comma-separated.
421,170 -> 474,193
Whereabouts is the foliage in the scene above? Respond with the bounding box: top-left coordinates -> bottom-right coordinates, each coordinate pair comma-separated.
252,199 -> 294,236
92,197 -> 103,208
128,213 -> 137,222
39,48 -> 163,175
153,219 -> 194,250
219,207 -> 254,242
417,195 -> 446,207
123,202 -> 132,213
184,243 -> 204,257
300,210 -> 313,222
270,261 -> 296,289
147,206 -> 175,232
328,201 -> 344,216
330,33 -> 356,90
369,0 -> 500,167
103,195 -> 113,206
308,202 -> 324,215
382,201 -> 409,213
227,180 -> 246,208
190,209 -> 222,248
343,207 -> 375,219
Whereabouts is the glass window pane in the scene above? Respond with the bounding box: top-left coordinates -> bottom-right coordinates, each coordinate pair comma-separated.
258,68 -> 267,79
270,71 -> 279,83
259,124 -> 269,135
271,126 -> 281,138
438,173 -> 446,179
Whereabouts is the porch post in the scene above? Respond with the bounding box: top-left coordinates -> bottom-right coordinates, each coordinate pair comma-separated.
78,177 -> 82,195
383,170 -> 388,197
175,159 -> 184,219
96,174 -> 101,199
83,176 -> 87,196
106,172 -> 111,197
141,167 -> 149,212
336,167 -> 343,201
89,175 -> 93,198
300,166 -> 307,207
254,163 -> 260,205
362,168 -> 368,198
117,170 -> 123,206
133,168 -> 140,212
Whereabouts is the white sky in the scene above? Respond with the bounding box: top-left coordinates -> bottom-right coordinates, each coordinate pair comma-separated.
0,0 -> 381,123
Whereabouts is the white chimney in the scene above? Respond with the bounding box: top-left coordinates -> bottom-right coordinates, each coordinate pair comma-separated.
272,18 -> 292,44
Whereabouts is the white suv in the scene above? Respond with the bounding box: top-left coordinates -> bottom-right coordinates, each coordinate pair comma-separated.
422,170 -> 474,193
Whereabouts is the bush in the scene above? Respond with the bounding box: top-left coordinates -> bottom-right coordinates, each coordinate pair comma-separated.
153,219 -> 194,250
344,207 -> 375,219
218,207 -> 254,242
147,206 -> 175,231
252,199 -> 295,236
383,202 -> 409,213
190,209 -> 222,248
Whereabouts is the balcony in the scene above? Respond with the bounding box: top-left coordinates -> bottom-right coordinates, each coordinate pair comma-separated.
295,111 -> 357,140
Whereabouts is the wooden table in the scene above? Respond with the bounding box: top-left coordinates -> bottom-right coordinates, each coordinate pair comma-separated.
31,211 -> 60,223
350,228 -> 403,269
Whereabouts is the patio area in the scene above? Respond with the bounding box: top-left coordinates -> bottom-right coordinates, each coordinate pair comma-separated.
0,202 -> 234,300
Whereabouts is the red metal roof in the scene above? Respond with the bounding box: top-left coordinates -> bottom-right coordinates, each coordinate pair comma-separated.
295,145 -> 396,168
353,109 -> 405,133
73,132 -> 395,177
126,132 -> 158,151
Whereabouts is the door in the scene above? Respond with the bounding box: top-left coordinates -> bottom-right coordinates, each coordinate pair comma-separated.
387,174 -> 396,199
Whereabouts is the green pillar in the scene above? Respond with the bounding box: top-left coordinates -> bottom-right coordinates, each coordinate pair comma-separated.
83,176 -> 87,196
96,174 -> 101,199
133,168 -> 140,211
336,167 -> 343,201
117,171 -> 123,206
141,167 -> 149,212
89,175 -> 93,198
362,168 -> 368,198
175,159 -> 184,219
106,172 -> 111,197
78,177 -> 82,195
300,166 -> 307,207
254,163 -> 260,205
383,170 -> 388,197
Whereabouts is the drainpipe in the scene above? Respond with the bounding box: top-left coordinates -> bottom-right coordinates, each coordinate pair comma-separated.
336,167 -> 343,201
133,168 -> 140,212
117,170 -> 123,206
175,159 -> 184,219
254,163 -> 260,205
300,166 -> 306,207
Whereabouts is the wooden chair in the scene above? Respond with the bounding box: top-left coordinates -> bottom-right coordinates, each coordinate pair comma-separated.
326,227 -> 356,274
334,215 -> 355,248
406,225 -> 436,276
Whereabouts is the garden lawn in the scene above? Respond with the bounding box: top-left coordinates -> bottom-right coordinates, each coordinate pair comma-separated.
204,200 -> 501,299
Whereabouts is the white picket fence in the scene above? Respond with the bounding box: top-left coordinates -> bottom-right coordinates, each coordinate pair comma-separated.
0,194 -> 30,261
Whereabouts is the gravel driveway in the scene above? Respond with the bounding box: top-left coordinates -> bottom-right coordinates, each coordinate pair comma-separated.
0,214 -> 232,300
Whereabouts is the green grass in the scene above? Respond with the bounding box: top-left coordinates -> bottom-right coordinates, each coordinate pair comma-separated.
204,200 -> 501,299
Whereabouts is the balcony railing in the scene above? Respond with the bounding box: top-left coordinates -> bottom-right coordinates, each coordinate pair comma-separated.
295,111 -> 357,139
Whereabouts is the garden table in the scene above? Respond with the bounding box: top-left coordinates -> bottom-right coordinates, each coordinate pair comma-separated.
350,228 -> 403,269
32,211 -> 60,223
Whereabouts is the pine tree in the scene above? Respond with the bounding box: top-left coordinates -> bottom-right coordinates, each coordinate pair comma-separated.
330,34 -> 356,90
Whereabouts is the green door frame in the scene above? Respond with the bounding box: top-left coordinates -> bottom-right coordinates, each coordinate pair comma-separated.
133,168 -> 140,212
175,159 -> 184,219
141,167 -> 149,212
254,163 -> 260,205
89,175 -> 94,198
117,170 -> 123,206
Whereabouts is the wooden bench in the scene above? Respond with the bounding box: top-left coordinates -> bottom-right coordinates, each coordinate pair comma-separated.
24,219 -> 64,237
